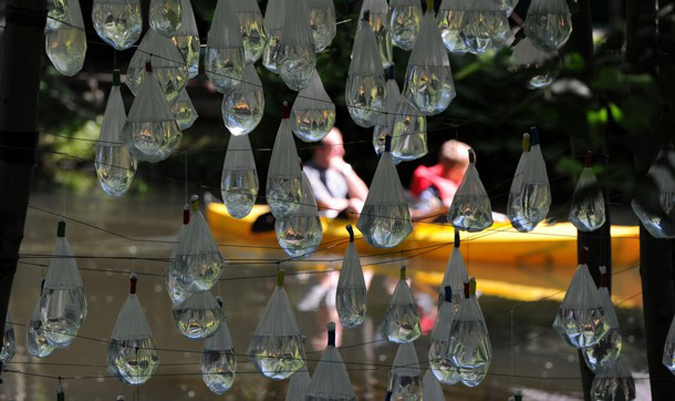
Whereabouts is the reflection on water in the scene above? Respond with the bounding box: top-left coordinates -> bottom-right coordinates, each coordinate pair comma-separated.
0,191 -> 650,400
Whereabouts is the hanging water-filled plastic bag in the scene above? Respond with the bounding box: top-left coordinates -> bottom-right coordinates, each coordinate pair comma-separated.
275,172 -> 323,257
201,300 -> 237,394
171,88 -> 199,130
149,0 -> 182,37
172,0 -> 201,79
511,37 -> 559,89
285,365 -> 310,400
582,266 -> 622,373
290,71 -> 336,142
46,0 -> 69,33
206,0 -> 245,93
308,0 -> 336,52
278,0 -> 316,90
387,0 -> 423,51
92,0 -> 142,50
221,63 -> 264,136
0,314 -> 15,366
422,370 -> 445,400
336,225 -> 367,329
357,137 -> 413,248
429,286 -> 460,385
166,205 -> 190,304
553,250 -> 611,349
95,70 -> 137,198
631,148 -> 675,238
27,280 -> 56,358
347,12 -> 387,128
569,152 -> 606,232
448,278 -> 491,388
389,342 -> 423,399
45,0 -> 87,77
382,267 -> 421,343
507,128 -> 551,232
360,0 -> 394,68
457,0 -> 510,54
591,358 -> 636,401
122,62 -> 182,163
437,0 -> 468,54
524,0 -> 572,53
126,28 -> 189,104
221,134 -> 259,219
373,67 -> 399,156
172,195 -> 225,293
306,322 -> 356,400
439,230 -> 467,311
234,0 -> 268,63
262,0 -> 287,73
448,149 -> 493,232
390,93 -> 428,163
40,221 -> 87,349
247,269 -> 306,380
266,104 -> 304,219
403,2 -> 455,116
107,275 -> 160,385
173,291 -> 224,339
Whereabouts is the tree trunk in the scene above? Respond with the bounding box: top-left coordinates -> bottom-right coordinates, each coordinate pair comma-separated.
0,0 -> 47,359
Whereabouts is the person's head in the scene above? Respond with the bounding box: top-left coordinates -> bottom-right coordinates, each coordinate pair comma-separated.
312,128 -> 345,168
439,140 -> 471,182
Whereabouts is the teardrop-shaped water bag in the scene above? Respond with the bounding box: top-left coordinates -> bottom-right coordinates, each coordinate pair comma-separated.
403,10 -> 455,115
582,278 -> 622,373
27,298 -> 56,358
347,16 -> 387,128
171,88 -> 199,130
172,0 -> 201,79
388,0 -> 423,51
591,358 -> 636,401
221,134 -> 259,219
278,0 -> 317,90
524,0 -> 572,53
439,233 -> 467,311
266,111 -> 303,219
458,0 -> 510,54
285,365 -> 310,400
149,0 -> 182,37
40,222 -> 87,349
107,277 -> 160,386
96,76 -> 137,197
569,153 -> 606,232
221,64 -> 264,136
45,0 -> 87,77
360,0 -> 394,68
391,97 -> 428,163
290,71 -> 336,142
234,0 -> 268,63
373,74 -> 400,156
389,342 -> 423,399
306,322 -> 356,400
126,29 -> 189,104
172,291 -> 224,339
262,0 -> 287,73
308,0 -> 336,52
0,317 -> 16,366
422,370 -> 445,400
206,0 -> 246,93
448,150 -> 493,232
92,0 -> 142,50
437,0 -> 468,54
122,65 -> 182,163
631,148 -> 675,238
510,37 -> 559,89
429,288 -> 460,385
336,226 -> 367,328
275,172 -> 323,257
202,318 -> 237,394
247,270 -> 306,380
166,206 -> 190,304
382,268 -> 421,343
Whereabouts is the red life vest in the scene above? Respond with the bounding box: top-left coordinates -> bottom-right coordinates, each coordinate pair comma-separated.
410,164 -> 460,203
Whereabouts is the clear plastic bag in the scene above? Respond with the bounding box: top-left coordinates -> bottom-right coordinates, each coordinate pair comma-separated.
171,88 -> 199,130
437,0 -> 468,54
391,93 -> 428,163
389,342 -> 423,399
286,365 -> 310,400
524,0 -> 572,53
278,0 -> 316,90
107,275 -> 160,385
221,134 -> 259,219
591,358 -> 636,401
27,280 -> 56,358
448,149 -> 493,232
357,137 -> 413,248
381,267 -> 422,343
122,62 -> 182,163
40,221 -> 87,349
172,0 -> 201,79
387,0 -> 423,50
45,0 -> 87,77
201,301 -> 237,394
92,0 -> 142,50
247,269 -> 306,380
403,8 -> 455,115
166,206 -> 190,304
308,0 -> 336,52
262,0 -> 287,73
46,0 -> 69,33
336,225 -> 367,328
457,0 -> 510,54
275,172 -> 323,257
507,128 -> 551,232
205,0 -> 245,93
173,291 -> 224,339
429,287 -> 459,385
266,105 -> 304,219
290,71 -> 336,142
306,322 -> 356,400
569,152 -> 606,232
0,314 -> 15,366
126,28 -> 189,104
347,14 -> 387,128
234,0 -> 268,63
631,148 -> 675,238
439,230 -> 467,311
422,370 -> 445,400
510,37 -> 558,89
221,63 -> 264,136
360,0 -> 394,68
149,0 -> 182,36
373,68 -> 400,156
95,70 -> 137,198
